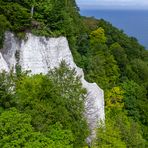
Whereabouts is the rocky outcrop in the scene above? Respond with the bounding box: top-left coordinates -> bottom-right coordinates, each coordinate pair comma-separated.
0,32 -> 105,142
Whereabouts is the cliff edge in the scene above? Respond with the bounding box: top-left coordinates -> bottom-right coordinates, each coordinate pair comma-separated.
0,32 -> 105,142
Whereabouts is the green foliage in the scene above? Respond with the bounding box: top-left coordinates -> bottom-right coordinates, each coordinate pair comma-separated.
0,62 -> 89,147
0,72 -> 15,109
47,62 -> 89,147
93,99 -> 146,148
47,123 -> 74,148
129,59 -> 148,85
110,42 -> 128,72
86,53 -> 120,89
90,27 -> 107,44
77,17 -> 148,146
0,2 -> 31,32
0,0 -> 148,146
121,80 -> 148,141
105,86 -> 124,110
13,62 -> 89,147
0,108 -> 49,147
0,0 -> 84,38
94,120 -> 126,148
0,108 -> 74,148
85,46 -> 120,89
115,114 -> 146,148
97,19 -> 146,60
0,15 -> 10,47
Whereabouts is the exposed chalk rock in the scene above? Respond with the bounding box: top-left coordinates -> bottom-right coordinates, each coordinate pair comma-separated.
0,53 -> 9,72
0,32 -> 105,142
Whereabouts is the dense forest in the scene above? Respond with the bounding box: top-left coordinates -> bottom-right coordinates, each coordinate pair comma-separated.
0,0 -> 148,147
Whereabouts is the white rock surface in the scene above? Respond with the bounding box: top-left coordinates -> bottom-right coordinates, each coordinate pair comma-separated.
0,32 -> 105,142
0,53 -> 9,72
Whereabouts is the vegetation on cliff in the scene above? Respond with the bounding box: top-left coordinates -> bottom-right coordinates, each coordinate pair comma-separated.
77,18 -> 148,147
0,62 -> 89,147
0,0 -> 148,147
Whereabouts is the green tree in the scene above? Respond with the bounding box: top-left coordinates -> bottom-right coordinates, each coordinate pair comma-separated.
0,108 -> 74,148
0,15 -> 10,47
0,2 -> 31,32
86,51 -> 120,89
90,27 -> 107,44
110,42 -> 128,72
121,80 -> 148,141
93,118 -> 126,148
105,86 -> 124,111
14,61 -> 89,147
122,80 -> 147,122
0,72 -> 15,110
130,59 -> 148,85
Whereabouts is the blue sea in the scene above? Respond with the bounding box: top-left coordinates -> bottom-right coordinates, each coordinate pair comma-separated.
80,9 -> 148,49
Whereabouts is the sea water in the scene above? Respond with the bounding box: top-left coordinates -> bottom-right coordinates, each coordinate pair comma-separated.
80,9 -> 148,49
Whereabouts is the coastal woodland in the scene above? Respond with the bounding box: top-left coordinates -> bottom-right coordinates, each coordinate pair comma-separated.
0,0 -> 148,147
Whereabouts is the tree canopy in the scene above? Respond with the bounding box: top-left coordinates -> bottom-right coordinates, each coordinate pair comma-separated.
0,0 -> 148,147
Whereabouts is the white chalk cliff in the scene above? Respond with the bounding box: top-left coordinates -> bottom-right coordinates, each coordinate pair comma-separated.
0,32 -> 105,142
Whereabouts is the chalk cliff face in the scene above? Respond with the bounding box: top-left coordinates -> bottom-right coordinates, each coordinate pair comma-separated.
0,32 -> 105,142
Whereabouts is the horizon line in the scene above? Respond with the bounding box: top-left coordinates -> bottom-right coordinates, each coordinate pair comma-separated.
79,7 -> 148,11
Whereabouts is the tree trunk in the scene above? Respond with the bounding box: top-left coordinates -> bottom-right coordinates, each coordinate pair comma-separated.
31,6 -> 34,18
